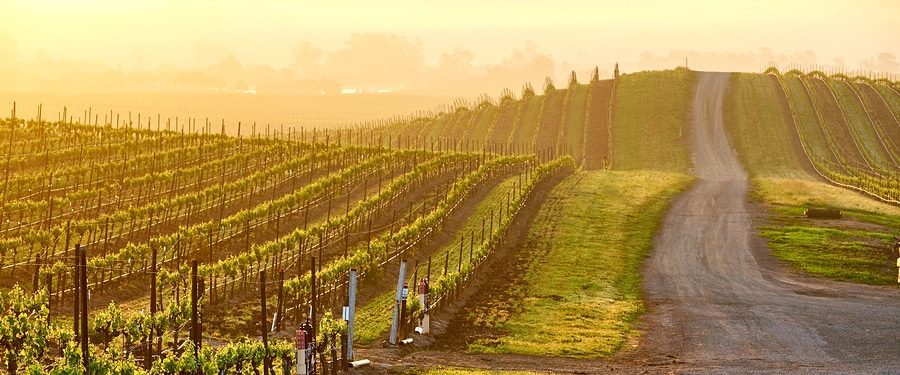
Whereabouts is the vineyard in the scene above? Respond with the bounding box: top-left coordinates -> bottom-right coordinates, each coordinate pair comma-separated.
765,67 -> 900,204
377,67 -> 623,170
0,65 -> 898,374
0,101 -> 580,374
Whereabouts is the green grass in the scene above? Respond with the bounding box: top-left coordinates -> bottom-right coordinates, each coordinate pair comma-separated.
351,174 -> 523,345
611,68 -> 694,172
753,177 -> 900,285
563,84 -> 589,164
352,291 -> 395,345
468,171 -> 692,358
761,225 -> 897,285
723,73 -> 811,179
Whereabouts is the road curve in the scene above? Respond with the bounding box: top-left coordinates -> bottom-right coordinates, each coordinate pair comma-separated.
641,72 -> 900,374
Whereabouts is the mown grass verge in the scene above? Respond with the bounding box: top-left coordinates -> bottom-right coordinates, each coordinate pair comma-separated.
753,178 -> 900,286
468,170 -> 692,358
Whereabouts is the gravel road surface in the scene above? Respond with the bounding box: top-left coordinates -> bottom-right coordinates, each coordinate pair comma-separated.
640,71 -> 900,374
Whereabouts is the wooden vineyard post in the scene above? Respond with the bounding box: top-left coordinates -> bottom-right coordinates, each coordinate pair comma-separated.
304,199 -> 310,230
45,273 -> 52,324
317,234 -> 324,273
490,210 -> 494,239
260,270 -> 271,375
330,344 -> 338,375
458,236 -> 463,272
310,256 -> 317,340
32,254 -> 41,292
72,244 -> 80,339
64,221 -> 71,259
102,217 -> 110,256
481,219 -> 485,245
507,192 -> 511,217
326,193 -> 332,223
469,231 -> 475,263
190,260 -> 200,355
367,218 -> 373,251
79,245 -> 89,372
148,245 -> 157,369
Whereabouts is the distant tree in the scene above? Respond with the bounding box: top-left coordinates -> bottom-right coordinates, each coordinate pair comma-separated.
477,93 -> 494,108
499,88 -> 515,104
521,82 -> 535,99
543,77 -> 555,94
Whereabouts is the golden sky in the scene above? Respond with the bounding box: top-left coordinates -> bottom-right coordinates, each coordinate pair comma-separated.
1,0 -> 898,95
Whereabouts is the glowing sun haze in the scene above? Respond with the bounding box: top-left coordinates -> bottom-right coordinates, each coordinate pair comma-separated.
0,0 -> 897,95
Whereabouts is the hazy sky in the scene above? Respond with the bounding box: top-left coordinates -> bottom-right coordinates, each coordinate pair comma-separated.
1,0 -> 898,95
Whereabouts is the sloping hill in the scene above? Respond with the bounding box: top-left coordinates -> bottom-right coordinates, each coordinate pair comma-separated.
379,67 -> 699,173
376,67 -> 897,203
723,73 -> 812,179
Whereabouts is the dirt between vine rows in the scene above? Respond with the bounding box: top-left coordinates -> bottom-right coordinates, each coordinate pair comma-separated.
351,73 -> 900,374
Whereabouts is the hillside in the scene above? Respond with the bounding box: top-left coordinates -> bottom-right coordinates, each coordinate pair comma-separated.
0,67 -> 898,373
379,67 -> 898,203
379,67 -> 697,174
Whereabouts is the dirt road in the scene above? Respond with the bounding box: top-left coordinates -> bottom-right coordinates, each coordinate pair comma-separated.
639,72 -> 900,373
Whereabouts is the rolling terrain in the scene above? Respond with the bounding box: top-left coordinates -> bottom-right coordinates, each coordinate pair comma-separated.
0,66 -> 898,374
